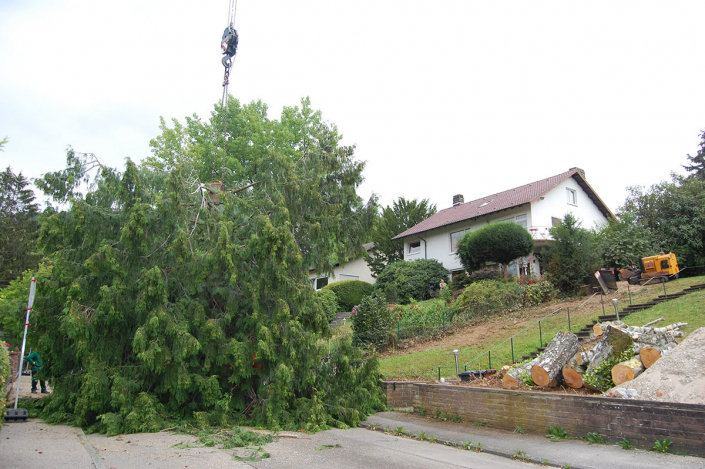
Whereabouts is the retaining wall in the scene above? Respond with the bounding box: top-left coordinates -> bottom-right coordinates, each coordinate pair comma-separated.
382,381 -> 705,455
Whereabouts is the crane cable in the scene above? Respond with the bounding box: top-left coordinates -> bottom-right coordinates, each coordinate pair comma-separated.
215,0 -> 238,180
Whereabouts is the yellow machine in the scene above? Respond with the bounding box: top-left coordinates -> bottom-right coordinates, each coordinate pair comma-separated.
628,252 -> 680,285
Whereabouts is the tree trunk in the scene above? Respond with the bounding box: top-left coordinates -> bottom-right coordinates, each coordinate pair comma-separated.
502,357 -> 540,389
639,346 -> 661,369
530,331 -> 580,387
562,365 -> 585,389
585,326 -> 634,377
611,356 -> 644,385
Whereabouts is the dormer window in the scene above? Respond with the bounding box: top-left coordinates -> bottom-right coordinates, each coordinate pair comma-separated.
479,200 -> 493,208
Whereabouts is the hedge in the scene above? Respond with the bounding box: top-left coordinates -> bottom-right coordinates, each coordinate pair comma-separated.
322,280 -> 374,312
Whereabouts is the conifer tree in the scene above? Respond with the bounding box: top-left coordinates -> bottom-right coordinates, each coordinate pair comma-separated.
32,98 -> 383,434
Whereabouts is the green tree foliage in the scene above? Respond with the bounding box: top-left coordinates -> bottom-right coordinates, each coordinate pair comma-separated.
0,264 -> 52,348
0,167 -> 41,287
364,198 -> 436,277
620,176 -> 705,269
312,288 -> 338,323
595,213 -> 659,267
543,214 -> 599,293
351,292 -> 394,347
1,341 -> 10,430
322,280 -> 373,312
31,98 -> 383,434
456,222 -> 534,273
682,130 -> 705,180
374,259 -> 449,304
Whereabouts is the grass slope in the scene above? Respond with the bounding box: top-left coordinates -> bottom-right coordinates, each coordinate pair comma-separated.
379,276 -> 705,380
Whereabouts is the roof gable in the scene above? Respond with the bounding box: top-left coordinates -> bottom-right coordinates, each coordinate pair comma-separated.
393,169 -> 613,239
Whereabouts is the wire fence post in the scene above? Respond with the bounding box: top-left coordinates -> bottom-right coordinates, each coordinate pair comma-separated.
397,321 -> 400,341
601,292 -> 605,314
438,367 -> 441,381
567,307 -> 571,332
511,337 -> 515,363
443,311 -> 446,333
662,277 -> 667,296
539,321 -> 543,347
488,350 -> 492,370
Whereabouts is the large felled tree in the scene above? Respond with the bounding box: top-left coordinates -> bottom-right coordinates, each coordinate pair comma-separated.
364,197 -> 436,276
32,98 -> 383,434
0,166 -> 41,287
456,221 -> 534,274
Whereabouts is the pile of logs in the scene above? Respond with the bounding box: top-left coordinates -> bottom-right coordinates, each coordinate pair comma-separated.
502,317 -> 687,390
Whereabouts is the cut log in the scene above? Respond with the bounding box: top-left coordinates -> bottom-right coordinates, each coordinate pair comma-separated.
585,326 -> 634,381
639,347 -> 661,369
502,357 -> 540,388
562,365 -> 585,389
611,356 -> 644,385
530,332 -> 580,387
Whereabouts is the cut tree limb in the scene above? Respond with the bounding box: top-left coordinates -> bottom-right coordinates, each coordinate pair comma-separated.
641,317 -> 665,328
502,357 -> 540,388
611,356 -> 644,385
530,332 -> 579,387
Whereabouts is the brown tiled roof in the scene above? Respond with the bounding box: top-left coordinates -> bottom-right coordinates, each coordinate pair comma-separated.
392,169 -> 613,240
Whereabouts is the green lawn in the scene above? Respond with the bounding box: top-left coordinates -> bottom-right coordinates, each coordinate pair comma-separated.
378,276 -> 705,380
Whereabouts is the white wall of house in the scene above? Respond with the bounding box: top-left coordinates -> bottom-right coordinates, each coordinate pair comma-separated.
531,177 -> 609,231
403,204 -> 533,274
309,256 -> 375,290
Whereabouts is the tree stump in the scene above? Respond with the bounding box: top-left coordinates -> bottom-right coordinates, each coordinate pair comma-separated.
530,331 -> 579,387
611,356 -> 644,385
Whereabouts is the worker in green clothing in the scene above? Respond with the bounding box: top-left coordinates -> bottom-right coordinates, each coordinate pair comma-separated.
25,351 -> 48,394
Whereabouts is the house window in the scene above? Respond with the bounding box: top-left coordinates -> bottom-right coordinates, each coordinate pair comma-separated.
566,188 -> 577,205
551,217 -> 562,227
408,241 -> 421,254
450,230 -> 466,253
515,214 -> 527,229
312,277 -> 328,290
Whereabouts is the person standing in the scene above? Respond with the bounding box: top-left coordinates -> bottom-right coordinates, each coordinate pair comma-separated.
25,351 -> 48,394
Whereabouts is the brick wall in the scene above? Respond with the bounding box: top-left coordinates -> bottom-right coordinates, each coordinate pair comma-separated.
382,381 -> 705,454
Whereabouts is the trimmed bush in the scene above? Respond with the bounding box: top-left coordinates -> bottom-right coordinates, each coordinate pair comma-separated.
323,280 -> 374,312
313,288 -> 339,323
351,293 -> 394,347
375,259 -> 450,305
457,222 -> 534,273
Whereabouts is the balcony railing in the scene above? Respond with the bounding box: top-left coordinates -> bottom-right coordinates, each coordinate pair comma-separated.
528,226 -> 553,241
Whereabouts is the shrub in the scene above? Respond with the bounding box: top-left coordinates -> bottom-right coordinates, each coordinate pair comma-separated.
522,281 -> 558,306
468,267 -> 503,283
0,342 -> 10,430
313,288 -> 339,323
351,293 -> 394,347
323,280 -> 374,312
543,213 -> 600,293
375,260 -> 449,304
455,280 -> 524,315
456,222 -> 534,273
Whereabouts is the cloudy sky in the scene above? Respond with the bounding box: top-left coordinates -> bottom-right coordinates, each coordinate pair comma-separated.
1,1 -> 703,216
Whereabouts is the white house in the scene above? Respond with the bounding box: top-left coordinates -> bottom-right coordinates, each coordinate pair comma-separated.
392,168 -> 614,278
309,242 -> 376,290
